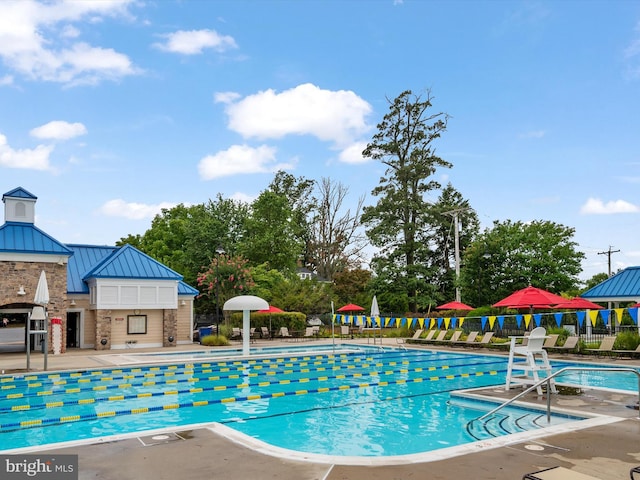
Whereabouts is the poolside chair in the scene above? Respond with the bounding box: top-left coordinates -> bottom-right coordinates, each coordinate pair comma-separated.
231,327 -> 241,340
522,466 -> 601,480
423,329 -> 437,341
396,329 -> 424,347
431,330 -> 447,342
476,331 -> 494,345
453,331 -> 478,346
340,325 -> 350,339
279,326 -> 293,340
303,327 -> 316,340
543,334 -> 559,348
261,326 -> 271,339
612,342 -> 640,357
547,335 -> 579,353
631,465 -> 640,479
436,330 -> 462,344
585,336 -> 616,356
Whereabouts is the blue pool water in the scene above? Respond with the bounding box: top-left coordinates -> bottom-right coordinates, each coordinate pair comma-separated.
0,347 -> 637,456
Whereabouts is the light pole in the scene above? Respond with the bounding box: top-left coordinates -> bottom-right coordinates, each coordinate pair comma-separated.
215,246 -> 225,336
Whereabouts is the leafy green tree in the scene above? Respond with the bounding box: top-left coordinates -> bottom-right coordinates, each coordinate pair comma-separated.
361,89 -> 451,312
332,268 -> 372,309
241,190 -> 303,273
460,220 -> 585,307
582,272 -> 609,292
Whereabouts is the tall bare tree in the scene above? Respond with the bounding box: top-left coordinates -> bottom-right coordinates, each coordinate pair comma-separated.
307,177 -> 367,281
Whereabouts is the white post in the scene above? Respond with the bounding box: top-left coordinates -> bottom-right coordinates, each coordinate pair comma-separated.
242,310 -> 250,357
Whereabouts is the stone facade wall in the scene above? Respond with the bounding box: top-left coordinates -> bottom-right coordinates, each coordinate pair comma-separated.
163,309 -> 177,347
0,260 -> 68,354
95,310 -> 112,350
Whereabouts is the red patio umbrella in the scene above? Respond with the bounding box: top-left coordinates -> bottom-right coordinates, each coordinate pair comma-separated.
336,303 -> 365,313
493,285 -> 566,311
436,300 -> 474,311
256,305 -> 285,314
553,297 -> 604,310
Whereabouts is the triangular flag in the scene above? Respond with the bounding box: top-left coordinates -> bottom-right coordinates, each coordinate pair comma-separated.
437,318 -> 443,328
459,318 -> 465,327
451,317 -> 457,329
429,318 -> 436,329
497,316 -> 504,329
576,310 -> 585,327
533,313 -> 542,327
588,310 -> 599,326
481,316 -> 487,330
524,314 -> 531,328
488,316 -> 496,329
444,318 -> 451,329
629,307 -> 638,325
600,310 -> 610,326
418,318 -> 424,329
554,312 -> 563,327
515,314 -> 523,328
614,308 -> 624,325
395,317 -> 400,328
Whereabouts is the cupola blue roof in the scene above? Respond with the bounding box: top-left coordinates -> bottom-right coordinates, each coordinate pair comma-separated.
2,187 -> 37,201
581,266 -> 640,302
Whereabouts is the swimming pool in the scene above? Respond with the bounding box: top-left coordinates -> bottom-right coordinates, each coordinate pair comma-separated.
0,347 -> 636,456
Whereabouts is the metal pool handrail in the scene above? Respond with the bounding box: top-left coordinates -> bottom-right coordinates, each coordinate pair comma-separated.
478,366 -> 640,422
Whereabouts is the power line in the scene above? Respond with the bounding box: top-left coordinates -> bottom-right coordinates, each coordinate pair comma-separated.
597,246 -> 620,277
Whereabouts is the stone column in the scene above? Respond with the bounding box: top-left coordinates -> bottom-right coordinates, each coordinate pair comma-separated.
96,310 -> 112,350
163,309 -> 177,347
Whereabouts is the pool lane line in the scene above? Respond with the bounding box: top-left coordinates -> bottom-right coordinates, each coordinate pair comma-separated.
0,356 -> 508,403
0,350 -> 504,396
0,364 -> 506,415
0,367 -> 505,432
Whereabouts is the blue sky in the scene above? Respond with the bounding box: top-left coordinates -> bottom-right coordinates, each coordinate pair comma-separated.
0,0 -> 639,282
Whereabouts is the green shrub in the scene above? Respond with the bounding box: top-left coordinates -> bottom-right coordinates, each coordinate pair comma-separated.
613,331 -> 640,350
200,335 -> 230,346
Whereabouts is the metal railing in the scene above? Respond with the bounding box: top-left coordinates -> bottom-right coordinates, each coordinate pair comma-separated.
478,366 -> 640,423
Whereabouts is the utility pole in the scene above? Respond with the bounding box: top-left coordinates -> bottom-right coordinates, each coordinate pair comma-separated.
598,246 -> 620,277
442,207 -> 470,303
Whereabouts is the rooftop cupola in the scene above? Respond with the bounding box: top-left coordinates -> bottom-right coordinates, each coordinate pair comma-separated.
2,187 -> 37,224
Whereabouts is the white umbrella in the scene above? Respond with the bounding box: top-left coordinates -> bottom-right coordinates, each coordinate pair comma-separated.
34,270 -> 49,306
371,295 -> 381,343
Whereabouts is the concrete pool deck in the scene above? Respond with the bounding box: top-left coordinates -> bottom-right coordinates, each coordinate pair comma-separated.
1,339 -> 640,480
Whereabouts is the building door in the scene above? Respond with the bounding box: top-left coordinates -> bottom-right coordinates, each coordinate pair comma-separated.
66,312 -> 80,348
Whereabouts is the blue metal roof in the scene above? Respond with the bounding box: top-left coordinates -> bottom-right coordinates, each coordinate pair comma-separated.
0,222 -> 73,256
83,244 -> 183,281
2,187 -> 37,201
581,266 -> 640,301
67,244 -> 194,295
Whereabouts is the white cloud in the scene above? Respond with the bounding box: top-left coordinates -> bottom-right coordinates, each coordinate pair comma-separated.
30,120 -> 87,140
198,144 -> 294,180
0,133 -> 53,170
580,197 -> 640,214
154,29 -> 237,55
338,141 -> 368,164
223,83 -> 372,147
0,75 -> 13,86
214,91 -> 242,104
99,199 -> 177,220
0,0 -> 139,85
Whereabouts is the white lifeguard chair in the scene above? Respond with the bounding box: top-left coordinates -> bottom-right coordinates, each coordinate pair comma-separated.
505,327 -> 557,395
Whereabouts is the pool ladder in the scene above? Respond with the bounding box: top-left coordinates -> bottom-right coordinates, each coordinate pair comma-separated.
478,366 -> 640,423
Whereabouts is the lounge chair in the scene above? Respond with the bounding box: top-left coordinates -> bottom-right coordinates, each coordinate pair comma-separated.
546,335 -> 579,353
423,329 -> 436,341
453,331 -> 478,346
279,326 -> 293,340
396,329 -> 424,346
431,330 -> 447,342
303,327 -> 316,340
340,325 -> 350,339
231,327 -> 241,340
585,336 -> 616,355
476,331 -> 494,345
434,330 -> 462,344
612,343 -> 640,357
522,466 -> 601,480
631,465 -> 640,479
260,326 -> 271,339
543,334 -> 559,348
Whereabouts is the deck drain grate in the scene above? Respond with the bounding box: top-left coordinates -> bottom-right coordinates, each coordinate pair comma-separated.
138,432 -> 185,446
